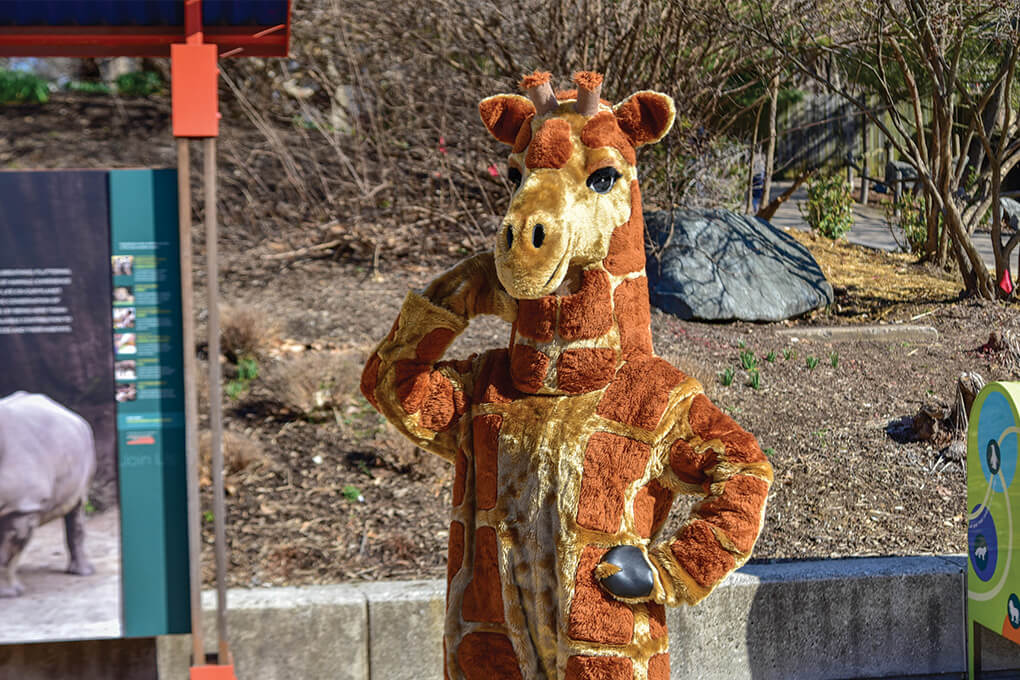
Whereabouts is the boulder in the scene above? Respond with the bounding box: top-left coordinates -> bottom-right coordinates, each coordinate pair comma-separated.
644,209 -> 834,322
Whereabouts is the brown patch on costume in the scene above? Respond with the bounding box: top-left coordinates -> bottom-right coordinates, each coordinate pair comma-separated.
416,327 -> 456,362
519,71 -> 551,90
633,480 -> 674,538
648,653 -> 670,680
452,390 -> 467,418
479,95 -> 536,146
518,296 -> 557,342
474,350 -> 520,404
559,269 -> 612,340
615,92 -> 673,147
613,276 -> 653,359
418,374 -> 458,431
525,118 -> 573,169
568,545 -> 635,644
509,343 -> 549,393
602,182 -> 644,275
456,632 -> 523,680
596,356 -> 685,430
462,526 -> 505,623
512,114 -> 534,154
696,475 -> 770,553
564,655 -> 633,680
580,111 -> 636,165
452,451 -> 467,506
688,394 -> 766,464
473,414 -> 502,510
647,603 -> 667,640
359,353 -> 381,408
557,348 -> 617,394
447,520 -> 464,586
669,438 -> 717,487
576,432 -> 651,533
670,520 -> 736,588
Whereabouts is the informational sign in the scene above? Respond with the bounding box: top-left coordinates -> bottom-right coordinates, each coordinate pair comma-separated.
967,381 -> 1020,678
0,169 -> 189,644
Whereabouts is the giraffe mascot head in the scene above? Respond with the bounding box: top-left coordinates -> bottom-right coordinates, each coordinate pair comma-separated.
361,71 -> 772,680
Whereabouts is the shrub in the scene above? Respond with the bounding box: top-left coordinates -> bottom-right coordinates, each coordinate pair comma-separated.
885,191 -> 929,256
0,69 -> 49,104
800,173 -> 854,240
116,70 -> 163,97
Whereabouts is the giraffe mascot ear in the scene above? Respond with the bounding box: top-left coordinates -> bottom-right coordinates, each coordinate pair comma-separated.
479,94 -> 536,146
613,91 -> 676,147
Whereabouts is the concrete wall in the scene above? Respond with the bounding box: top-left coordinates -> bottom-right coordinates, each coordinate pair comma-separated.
8,555 -> 1020,679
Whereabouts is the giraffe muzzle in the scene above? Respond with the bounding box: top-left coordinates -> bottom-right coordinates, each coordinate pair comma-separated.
495,217 -> 570,300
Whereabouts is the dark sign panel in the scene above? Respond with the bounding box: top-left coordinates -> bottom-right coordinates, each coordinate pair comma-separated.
0,169 -> 188,643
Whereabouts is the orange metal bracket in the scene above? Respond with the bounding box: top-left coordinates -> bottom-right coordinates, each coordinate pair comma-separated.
190,665 -> 237,680
171,43 -> 219,138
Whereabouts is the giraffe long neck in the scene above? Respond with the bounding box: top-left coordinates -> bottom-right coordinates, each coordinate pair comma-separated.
508,181 -> 652,395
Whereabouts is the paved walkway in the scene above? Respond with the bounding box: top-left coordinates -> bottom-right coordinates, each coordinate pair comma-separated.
768,180 -> 1016,277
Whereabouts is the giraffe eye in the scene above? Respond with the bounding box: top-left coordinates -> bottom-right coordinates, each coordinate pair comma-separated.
508,167 -> 522,189
587,167 -> 621,194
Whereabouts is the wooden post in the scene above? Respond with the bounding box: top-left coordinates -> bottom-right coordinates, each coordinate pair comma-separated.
177,136 -> 205,668
204,136 -> 230,665
861,111 -> 870,205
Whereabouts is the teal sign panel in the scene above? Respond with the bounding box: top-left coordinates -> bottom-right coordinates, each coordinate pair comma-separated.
110,169 -> 190,637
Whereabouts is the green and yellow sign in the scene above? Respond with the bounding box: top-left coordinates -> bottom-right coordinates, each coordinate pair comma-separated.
968,381 -> 1020,678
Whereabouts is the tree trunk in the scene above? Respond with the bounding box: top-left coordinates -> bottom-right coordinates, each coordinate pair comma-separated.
762,74 -> 779,209
746,101 -> 763,214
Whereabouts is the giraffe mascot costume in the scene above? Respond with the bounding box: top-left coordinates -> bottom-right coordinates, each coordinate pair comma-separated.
361,71 -> 773,680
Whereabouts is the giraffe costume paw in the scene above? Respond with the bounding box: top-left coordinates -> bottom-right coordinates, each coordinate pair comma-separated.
361,71 -> 773,680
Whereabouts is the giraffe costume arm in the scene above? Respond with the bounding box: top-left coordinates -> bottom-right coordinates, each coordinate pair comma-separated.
617,393 -> 773,607
360,253 -> 516,463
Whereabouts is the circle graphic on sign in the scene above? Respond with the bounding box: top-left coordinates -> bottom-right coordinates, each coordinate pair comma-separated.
969,505 -> 998,582
1008,594 -> 1020,629
977,391 -> 1018,492
988,439 -> 1003,475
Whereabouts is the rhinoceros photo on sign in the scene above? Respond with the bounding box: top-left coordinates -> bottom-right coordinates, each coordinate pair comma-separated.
0,170 -> 123,644
0,169 -> 191,645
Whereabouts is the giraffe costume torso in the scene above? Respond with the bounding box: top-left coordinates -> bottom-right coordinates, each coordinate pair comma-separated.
361,72 -> 773,680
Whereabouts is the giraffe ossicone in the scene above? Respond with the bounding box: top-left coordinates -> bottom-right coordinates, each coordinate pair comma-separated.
361,70 -> 773,680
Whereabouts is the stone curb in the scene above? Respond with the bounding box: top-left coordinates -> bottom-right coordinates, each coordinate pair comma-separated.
776,325 -> 939,343
149,555 -> 1020,680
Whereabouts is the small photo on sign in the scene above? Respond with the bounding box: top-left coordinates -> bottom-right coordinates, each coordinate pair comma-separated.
111,255 -> 133,277
113,306 -> 135,329
115,360 -> 136,381
113,286 -> 134,304
114,332 -> 136,355
115,383 -> 137,403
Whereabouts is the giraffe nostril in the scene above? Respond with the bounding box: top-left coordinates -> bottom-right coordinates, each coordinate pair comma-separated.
506,226 -> 514,250
532,224 -> 545,248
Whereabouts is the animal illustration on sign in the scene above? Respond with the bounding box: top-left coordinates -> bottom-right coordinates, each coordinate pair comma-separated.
361,71 -> 773,679
976,545 -> 988,561
1010,598 -> 1020,626
0,392 -> 96,597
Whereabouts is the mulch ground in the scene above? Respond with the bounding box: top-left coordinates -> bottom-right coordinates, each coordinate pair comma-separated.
4,92 -> 1019,588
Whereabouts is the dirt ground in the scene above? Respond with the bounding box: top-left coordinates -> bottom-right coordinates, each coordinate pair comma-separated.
0,509 -> 122,643
3,93 -> 1020,589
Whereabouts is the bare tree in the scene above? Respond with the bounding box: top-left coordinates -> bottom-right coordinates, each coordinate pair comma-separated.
733,0 -> 1020,299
